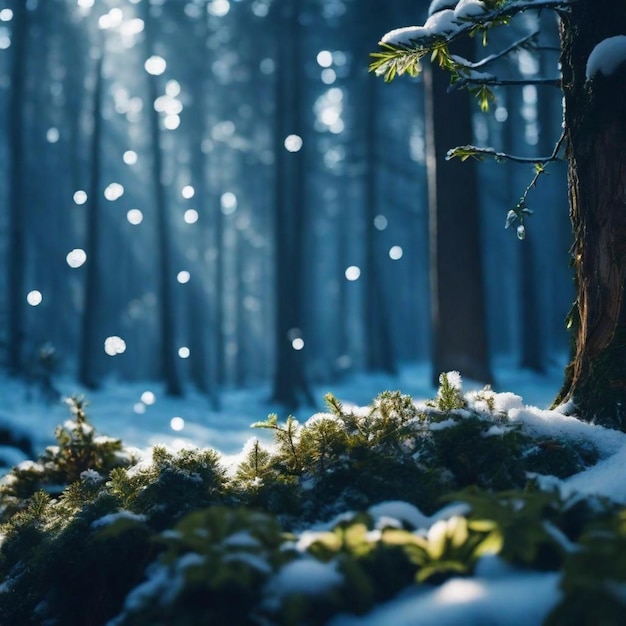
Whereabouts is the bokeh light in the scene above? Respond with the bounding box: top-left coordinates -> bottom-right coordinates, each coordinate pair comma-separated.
284,134 -> 303,152
345,266 -> 361,281
170,416 -> 185,431
104,336 -> 127,356
73,190 -> 88,205
177,271 -> 191,284
66,248 -> 87,268
26,290 -> 43,306
389,246 -> 404,260
144,55 -> 167,76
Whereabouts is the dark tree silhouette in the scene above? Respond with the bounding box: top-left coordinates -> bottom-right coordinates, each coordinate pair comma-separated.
423,36 -> 493,386
78,40 -> 104,390
143,4 -> 183,396
6,0 -> 29,375
270,0 -> 315,409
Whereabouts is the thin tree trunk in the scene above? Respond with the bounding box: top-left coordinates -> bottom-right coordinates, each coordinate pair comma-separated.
78,44 -> 104,389
555,0 -> 626,427
363,72 -> 396,375
6,2 -> 28,375
143,7 -> 182,396
361,0 -> 397,375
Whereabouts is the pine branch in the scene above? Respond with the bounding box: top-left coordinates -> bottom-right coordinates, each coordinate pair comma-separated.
370,0 -> 577,82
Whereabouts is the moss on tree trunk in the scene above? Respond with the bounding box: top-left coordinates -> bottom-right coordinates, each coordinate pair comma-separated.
554,0 -> 626,428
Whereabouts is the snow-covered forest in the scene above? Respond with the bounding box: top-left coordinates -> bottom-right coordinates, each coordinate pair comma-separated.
3,0 -> 626,625
0,0 -> 573,404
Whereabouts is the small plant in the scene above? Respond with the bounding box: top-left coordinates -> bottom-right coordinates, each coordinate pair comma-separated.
428,371 -> 467,412
0,396 -> 134,520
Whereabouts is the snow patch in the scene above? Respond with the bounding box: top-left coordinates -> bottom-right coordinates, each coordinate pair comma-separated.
368,501 -> 430,530
586,36 -> 626,80
381,1 -> 486,46
269,559 -> 343,598
328,571 -> 560,626
429,0 -> 458,16
91,510 -> 147,530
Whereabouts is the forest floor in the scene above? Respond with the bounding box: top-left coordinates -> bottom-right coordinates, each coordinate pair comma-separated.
5,359 -> 626,624
0,359 -> 565,469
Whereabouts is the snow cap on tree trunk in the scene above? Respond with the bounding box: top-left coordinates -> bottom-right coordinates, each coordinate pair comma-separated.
586,35 -> 626,81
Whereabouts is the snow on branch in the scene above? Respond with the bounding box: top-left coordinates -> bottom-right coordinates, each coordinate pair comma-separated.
371,0 -> 576,85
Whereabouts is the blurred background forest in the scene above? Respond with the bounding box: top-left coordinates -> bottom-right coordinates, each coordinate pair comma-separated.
0,0 -> 573,410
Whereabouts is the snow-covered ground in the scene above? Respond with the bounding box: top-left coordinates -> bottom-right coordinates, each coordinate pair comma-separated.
0,360 -> 563,463
4,360 -> 626,625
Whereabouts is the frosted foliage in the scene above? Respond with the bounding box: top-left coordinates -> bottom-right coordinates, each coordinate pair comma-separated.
455,0 -> 487,19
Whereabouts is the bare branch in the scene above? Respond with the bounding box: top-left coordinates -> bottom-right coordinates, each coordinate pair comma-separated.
447,131 -> 566,164
451,76 -> 561,90
452,31 -> 538,70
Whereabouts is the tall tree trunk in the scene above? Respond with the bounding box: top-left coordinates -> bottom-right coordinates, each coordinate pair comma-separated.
424,37 -> 493,386
555,1 -> 626,427
270,0 -> 314,409
78,44 -> 104,389
6,1 -> 29,375
143,7 -> 182,396
362,0 -> 396,375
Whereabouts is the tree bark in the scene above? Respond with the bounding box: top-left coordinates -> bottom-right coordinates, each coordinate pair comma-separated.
6,1 -> 29,375
78,44 -> 104,389
555,0 -> 626,427
424,37 -> 493,386
143,6 -> 183,397
362,0 -> 397,375
270,0 -> 315,409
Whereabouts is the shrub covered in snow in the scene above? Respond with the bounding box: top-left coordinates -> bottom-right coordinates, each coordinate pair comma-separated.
0,376 -> 625,625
